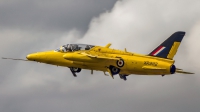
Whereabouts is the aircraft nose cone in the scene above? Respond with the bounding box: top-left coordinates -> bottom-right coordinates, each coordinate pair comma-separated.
26,54 -> 37,61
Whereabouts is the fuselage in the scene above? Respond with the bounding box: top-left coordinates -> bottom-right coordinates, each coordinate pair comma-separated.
26,45 -> 175,76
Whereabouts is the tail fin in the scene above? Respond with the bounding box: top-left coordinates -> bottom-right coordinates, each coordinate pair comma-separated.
149,31 -> 185,59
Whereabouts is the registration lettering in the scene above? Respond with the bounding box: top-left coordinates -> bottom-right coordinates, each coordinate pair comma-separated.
144,61 -> 158,66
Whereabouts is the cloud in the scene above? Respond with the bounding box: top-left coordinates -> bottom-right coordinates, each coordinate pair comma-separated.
79,0 -> 200,53
187,21 -> 200,68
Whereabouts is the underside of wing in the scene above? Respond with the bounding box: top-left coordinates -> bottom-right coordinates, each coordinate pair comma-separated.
80,52 -> 120,60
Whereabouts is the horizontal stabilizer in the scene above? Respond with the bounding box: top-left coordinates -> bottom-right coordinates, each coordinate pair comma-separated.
176,69 -> 194,74
176,68 -> 183,70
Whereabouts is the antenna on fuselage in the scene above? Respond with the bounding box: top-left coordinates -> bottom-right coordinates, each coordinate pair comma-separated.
105,43 -> 111,48
125,48 -> 127,52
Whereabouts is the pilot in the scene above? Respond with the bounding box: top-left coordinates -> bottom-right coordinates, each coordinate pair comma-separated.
62,46 -> 67,52
66,44 -> 72,52
71,44 -> 78,51
85,45 -> 90,50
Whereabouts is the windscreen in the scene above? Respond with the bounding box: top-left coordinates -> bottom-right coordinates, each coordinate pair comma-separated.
55,44 -> 94,52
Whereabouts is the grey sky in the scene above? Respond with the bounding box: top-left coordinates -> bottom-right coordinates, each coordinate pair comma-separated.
1,0 -> 200,112
0,0 -> 116,32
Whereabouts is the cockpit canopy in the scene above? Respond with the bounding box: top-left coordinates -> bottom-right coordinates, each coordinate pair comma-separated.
55,44 -> 95,52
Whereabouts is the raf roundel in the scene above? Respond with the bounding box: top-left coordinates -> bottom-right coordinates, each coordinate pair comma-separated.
117,59 -> 124,67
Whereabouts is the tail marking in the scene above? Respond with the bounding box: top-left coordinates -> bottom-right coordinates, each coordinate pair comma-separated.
150,46 -> 166,56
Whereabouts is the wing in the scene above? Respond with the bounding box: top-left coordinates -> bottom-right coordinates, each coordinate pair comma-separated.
80,52 -> 120,60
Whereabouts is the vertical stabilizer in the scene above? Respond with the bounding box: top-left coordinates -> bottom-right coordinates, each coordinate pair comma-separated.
149,31 -> 185,59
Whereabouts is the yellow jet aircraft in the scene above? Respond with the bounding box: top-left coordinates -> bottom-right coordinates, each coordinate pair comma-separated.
3,31 -> 194,81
